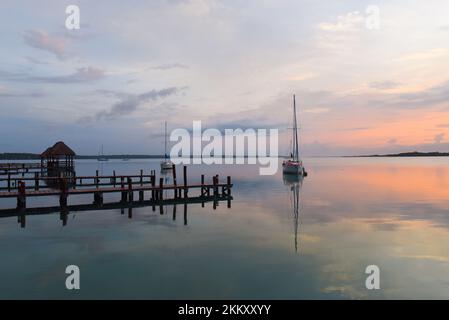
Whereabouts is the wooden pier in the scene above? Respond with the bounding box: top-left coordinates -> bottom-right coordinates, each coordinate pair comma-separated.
0,165 -> 233,227
0,163 -> 44,176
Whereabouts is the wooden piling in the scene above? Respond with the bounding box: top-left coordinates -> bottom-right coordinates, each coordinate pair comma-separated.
16,181 -> 26,210
128,177 -> 133,202
139,190 -> 144,202
183,165 -> 188,198
159,177 -> 164,200
172,164 -> 177,198
151,174 -> 155,200
34,172 -> 39,191
121,176 -> 127,202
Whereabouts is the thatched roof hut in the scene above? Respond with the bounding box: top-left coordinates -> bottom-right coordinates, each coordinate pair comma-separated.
40,141 -> 76,169
42,141 -> 76,157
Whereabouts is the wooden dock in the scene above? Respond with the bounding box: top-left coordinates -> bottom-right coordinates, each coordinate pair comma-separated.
0,165 -> 233,227
0,162 -> 44,176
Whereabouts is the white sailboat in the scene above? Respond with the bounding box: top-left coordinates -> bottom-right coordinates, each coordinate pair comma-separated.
283,95 -> 306,175
98,144 -> 109,162
160,121 -> 173,170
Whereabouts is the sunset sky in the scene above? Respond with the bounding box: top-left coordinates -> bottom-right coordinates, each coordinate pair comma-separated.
0,0 -> 448,156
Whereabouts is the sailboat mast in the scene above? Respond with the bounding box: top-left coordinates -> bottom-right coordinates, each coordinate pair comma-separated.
164,121 -> 167,158
293,95 -> 299,161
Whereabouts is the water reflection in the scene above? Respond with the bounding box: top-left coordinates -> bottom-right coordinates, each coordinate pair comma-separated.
283,174 -> 303,253
1,195 -> 233,228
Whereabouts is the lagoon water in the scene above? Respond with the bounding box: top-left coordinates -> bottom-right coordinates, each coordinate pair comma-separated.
1,157 -> 449,299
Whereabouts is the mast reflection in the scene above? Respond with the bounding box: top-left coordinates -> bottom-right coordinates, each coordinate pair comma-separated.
283,174 -> 303,253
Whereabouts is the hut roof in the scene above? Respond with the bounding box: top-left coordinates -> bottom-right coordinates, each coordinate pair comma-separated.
40,147 -> 53,157
41,141 -> 76,157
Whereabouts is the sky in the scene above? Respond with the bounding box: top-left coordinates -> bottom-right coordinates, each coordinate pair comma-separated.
0,0 -> 448,156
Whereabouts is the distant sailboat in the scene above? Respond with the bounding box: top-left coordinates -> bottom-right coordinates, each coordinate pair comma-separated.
283,95 -> 306,176
98,144 -> 109,162
160,121 -> 173,170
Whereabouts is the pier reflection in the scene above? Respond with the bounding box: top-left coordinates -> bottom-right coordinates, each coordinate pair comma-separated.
283,174 -> 303,253
2,195 -> 232,229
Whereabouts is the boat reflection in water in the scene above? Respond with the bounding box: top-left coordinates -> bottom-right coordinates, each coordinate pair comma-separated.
283,173 -> 303,253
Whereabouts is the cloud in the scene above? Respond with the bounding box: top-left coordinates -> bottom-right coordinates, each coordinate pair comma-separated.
0,91 -> 45,98
387,138 -> 397,145
23,30 -> 66,59
393,48 -> 448,63
24,56 -> 50,65
434,133 -> 445,144
394,80 -> 449,108
89,87 -> 186,122
149,63 -> 189,70
437,124 -> 449,128
318,11 -> 364,32
0,67 -> 105,84
370,81 -> 400,90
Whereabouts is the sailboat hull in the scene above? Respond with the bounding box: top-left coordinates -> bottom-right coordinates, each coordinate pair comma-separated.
282,160 -> 303,175
160,161 -> 173,170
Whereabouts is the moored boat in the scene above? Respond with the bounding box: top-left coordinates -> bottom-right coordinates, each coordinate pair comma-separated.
283,95 -> 306,176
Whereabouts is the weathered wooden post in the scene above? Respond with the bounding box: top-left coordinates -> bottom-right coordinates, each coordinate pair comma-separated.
140,169 -> 143,185
172,204 -> 177,221
17,181 -> 26,210
151,174 -> 155,200
121,176 -> 127,202
172,164 -> 177,198
201,174 -> 205,207
139,190 -> 144,202
213,175 -> 218,197
128,177 -> 133,202
213,176 -> 218,210
59,178 -> 68,208
34,172 -> 39,191
159,177 -> 164,200
113,170 -> 116,187
96,170 -> 99,188
183,165 -> 188,198
7,172 -> 11,192
184,202 -> 188,225
227,176 -> 231,196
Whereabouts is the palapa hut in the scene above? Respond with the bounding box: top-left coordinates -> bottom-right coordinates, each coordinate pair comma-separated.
40,141 -> 76,176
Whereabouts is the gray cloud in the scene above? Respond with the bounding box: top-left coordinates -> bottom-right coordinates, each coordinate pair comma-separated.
369,80 -> 400,90
88,87 -> 186,122
394,80 -> 449,108
24,56 -> 50,65
23,30 -> 66,59
434,133 -> 445,143
149,63 -> 189,70
0,67 -> 105,84
387,138 -> 397,144
0,91 -> 45,98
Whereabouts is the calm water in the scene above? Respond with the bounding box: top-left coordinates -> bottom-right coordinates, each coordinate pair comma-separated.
1,157 -> 449,299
